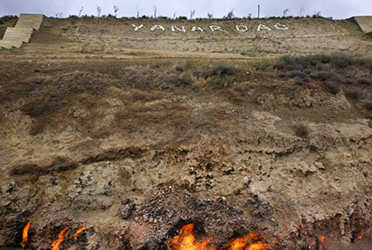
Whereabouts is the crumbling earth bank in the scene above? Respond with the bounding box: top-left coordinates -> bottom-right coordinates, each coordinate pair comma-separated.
0,59 -> 371,249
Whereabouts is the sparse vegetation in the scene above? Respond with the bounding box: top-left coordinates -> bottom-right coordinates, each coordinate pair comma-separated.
344,87 -> 361,100
78,6 -> 84,17
240,51 -> 266,57
96,6 -> 102,18
295,124 -> 309,138
294,77 -> 305,86
364,100 -> 372,111
310,71 -> 342,82
252,59 -> 272,70
289,71 -> 307,79
357,78 -> 372,85
0,15 -> 17,23
325,81 -> 340,94
113,5 -> 119,17
224,9 -> 235,19
175,65 -> 184,72
273,53 -> 372,114
209,65 -> 236,77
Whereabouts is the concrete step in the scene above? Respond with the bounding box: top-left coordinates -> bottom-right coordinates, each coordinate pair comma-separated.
0,40 -> 23,49
353,16 -> 372,34
16,14 -> 44,30
2,36 -> 31,41
0,13 -> 44,48
4,28 -> 34,34
2,37 -> 32,43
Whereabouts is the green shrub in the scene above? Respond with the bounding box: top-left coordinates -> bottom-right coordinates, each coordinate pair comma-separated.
303,68 -> 313,74
310,71 -> 342,82
344,88 -> 361,100
171,77 -> 192,87
357,78 -> 372,85
289,71 -> 307,78
325,81 -> 340,94
274,55 -> 297,70
295,124 -> 309,138
364,100 -> 372,111
294,77 -> 305,86
175,65 -> 184,72
210,65 -> 236,76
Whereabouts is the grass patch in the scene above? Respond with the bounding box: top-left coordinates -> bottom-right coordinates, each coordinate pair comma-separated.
364,100 -> 372,111
344,87 -> 362,100
240,51 -> 266,57
209,65 -> 236,76
357,78 -> 372,85
251,59 -> 272,70
325,81 -> 340,95
294,124 -> 309,138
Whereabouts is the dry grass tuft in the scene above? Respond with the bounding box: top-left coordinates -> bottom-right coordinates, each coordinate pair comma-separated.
294,124 -> 309,138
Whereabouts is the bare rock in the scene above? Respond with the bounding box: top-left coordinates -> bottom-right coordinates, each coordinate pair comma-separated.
120,202 -> 134,219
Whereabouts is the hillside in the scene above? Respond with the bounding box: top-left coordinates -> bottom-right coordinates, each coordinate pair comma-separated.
1,16 -> 372,58
0,16 -> 372,250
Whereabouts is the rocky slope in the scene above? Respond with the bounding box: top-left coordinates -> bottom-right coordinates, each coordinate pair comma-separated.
0,50 -> 372,249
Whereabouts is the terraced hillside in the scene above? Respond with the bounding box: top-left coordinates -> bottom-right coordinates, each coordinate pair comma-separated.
0,16 -> 372,250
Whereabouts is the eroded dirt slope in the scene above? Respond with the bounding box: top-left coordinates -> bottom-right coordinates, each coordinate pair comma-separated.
0,53 -> 372,249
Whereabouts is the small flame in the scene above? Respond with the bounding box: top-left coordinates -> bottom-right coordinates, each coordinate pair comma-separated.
318,235 -> 325,244
51,227 -> 70,250
74,226 -> 85,241
356,218 -> 365,240
168,223 -> 217,250
20,221 -> 31,248
168,223 -> 272,250
227,232 -> 271,250
247,243 -> 271,250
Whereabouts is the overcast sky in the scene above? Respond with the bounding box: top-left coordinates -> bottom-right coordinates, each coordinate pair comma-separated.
1,0 -> 371,19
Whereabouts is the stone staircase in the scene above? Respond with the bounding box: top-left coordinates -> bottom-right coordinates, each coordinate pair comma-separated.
353,16 -> 372,34
0,14 -> 44,49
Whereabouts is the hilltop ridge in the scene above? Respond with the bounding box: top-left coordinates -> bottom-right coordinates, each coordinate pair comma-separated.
0,16 -> 371,58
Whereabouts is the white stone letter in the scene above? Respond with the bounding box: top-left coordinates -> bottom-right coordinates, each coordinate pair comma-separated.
171,25 -> 186,32
274,23 -> 288,30
131,24 -> 144,31
151,25 -> 165,31
191,26 -> 204,32
257,24 -> 271,31
236,25 -> 248,32
210,25 -> 223,32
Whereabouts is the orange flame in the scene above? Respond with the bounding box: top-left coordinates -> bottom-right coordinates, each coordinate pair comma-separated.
227,232 -> 271,250
74,226 -> 85,241
246,243 -> 271,250
51,227 -> 70,250
318,235 -> 326,250
168,223 -> 273,250
20,221 -> 31,248
357,218 -> 364,239
168,223 -> 217,250
318,235 -> 325,244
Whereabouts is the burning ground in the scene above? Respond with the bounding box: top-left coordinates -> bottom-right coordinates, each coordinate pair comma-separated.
0,54 -> 372,249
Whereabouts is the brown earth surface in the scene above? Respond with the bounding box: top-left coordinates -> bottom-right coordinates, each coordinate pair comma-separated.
0,16 -> 372,250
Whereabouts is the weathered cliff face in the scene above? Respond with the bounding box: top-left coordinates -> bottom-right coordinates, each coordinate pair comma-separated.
0,55 -> 371,249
